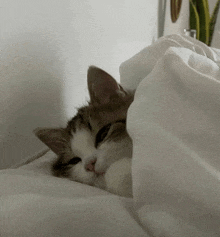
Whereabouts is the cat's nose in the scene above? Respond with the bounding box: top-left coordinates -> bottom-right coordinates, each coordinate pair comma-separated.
85,158 -> 97,172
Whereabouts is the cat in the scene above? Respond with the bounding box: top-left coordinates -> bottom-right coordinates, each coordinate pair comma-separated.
34,66 -> 134,197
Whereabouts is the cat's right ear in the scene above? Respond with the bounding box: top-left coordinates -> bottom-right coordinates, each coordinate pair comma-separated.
34,128 -> 70,155
87,66 -> 126,104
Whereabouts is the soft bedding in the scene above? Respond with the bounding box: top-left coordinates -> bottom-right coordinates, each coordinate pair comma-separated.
1,34 -> 220,236
0,150 -> 147,237
121,34 -> 220,236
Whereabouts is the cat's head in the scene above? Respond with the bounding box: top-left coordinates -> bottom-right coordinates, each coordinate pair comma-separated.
34,66 -> 134,190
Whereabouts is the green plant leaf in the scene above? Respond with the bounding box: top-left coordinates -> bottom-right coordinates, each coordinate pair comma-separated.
200,0 -> 210,44
190,0 -> 200,39
209,0 -> 220,46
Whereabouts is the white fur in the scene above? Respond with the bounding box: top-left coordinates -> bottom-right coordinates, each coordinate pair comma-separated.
105,158 -> 132,197
71,129 -> 96,159
69,128 -> 133,197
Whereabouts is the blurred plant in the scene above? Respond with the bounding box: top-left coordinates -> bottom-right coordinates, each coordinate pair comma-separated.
209,0 -> 220,45
190,0 -> 220,46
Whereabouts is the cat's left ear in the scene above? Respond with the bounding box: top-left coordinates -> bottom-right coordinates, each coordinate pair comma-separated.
87,66 -> 126,104
34,128 -> 70,155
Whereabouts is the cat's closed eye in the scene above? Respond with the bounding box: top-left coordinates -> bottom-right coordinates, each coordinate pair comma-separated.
95,120 -> 126,147
68,157 -> 81,165
95,124 -> 112,147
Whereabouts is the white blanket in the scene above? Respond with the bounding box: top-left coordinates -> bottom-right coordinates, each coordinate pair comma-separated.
0,150 -> 148,237
1,34 -> 220,237
121,34 -> 220,236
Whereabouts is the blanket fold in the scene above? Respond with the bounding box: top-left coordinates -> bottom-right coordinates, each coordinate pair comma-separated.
121,34 -> 220,236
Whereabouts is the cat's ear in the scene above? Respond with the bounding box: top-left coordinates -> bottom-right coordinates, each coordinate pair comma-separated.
34,128 -> 70,155
87,66 -> 126,104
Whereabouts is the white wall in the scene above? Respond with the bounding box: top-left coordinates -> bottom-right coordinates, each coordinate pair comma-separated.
0,0 -> 158,169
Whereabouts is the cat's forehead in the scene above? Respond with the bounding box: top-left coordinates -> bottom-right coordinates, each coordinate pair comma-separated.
88,100 -> 131,124
67,108 -> 90,132
67,92 -> 133,132
67,106 -> 116,131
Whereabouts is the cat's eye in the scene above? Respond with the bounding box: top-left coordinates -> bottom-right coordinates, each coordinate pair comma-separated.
68,157 -> 81,165
95,123 -> 111,147
95,120 -> 126,147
